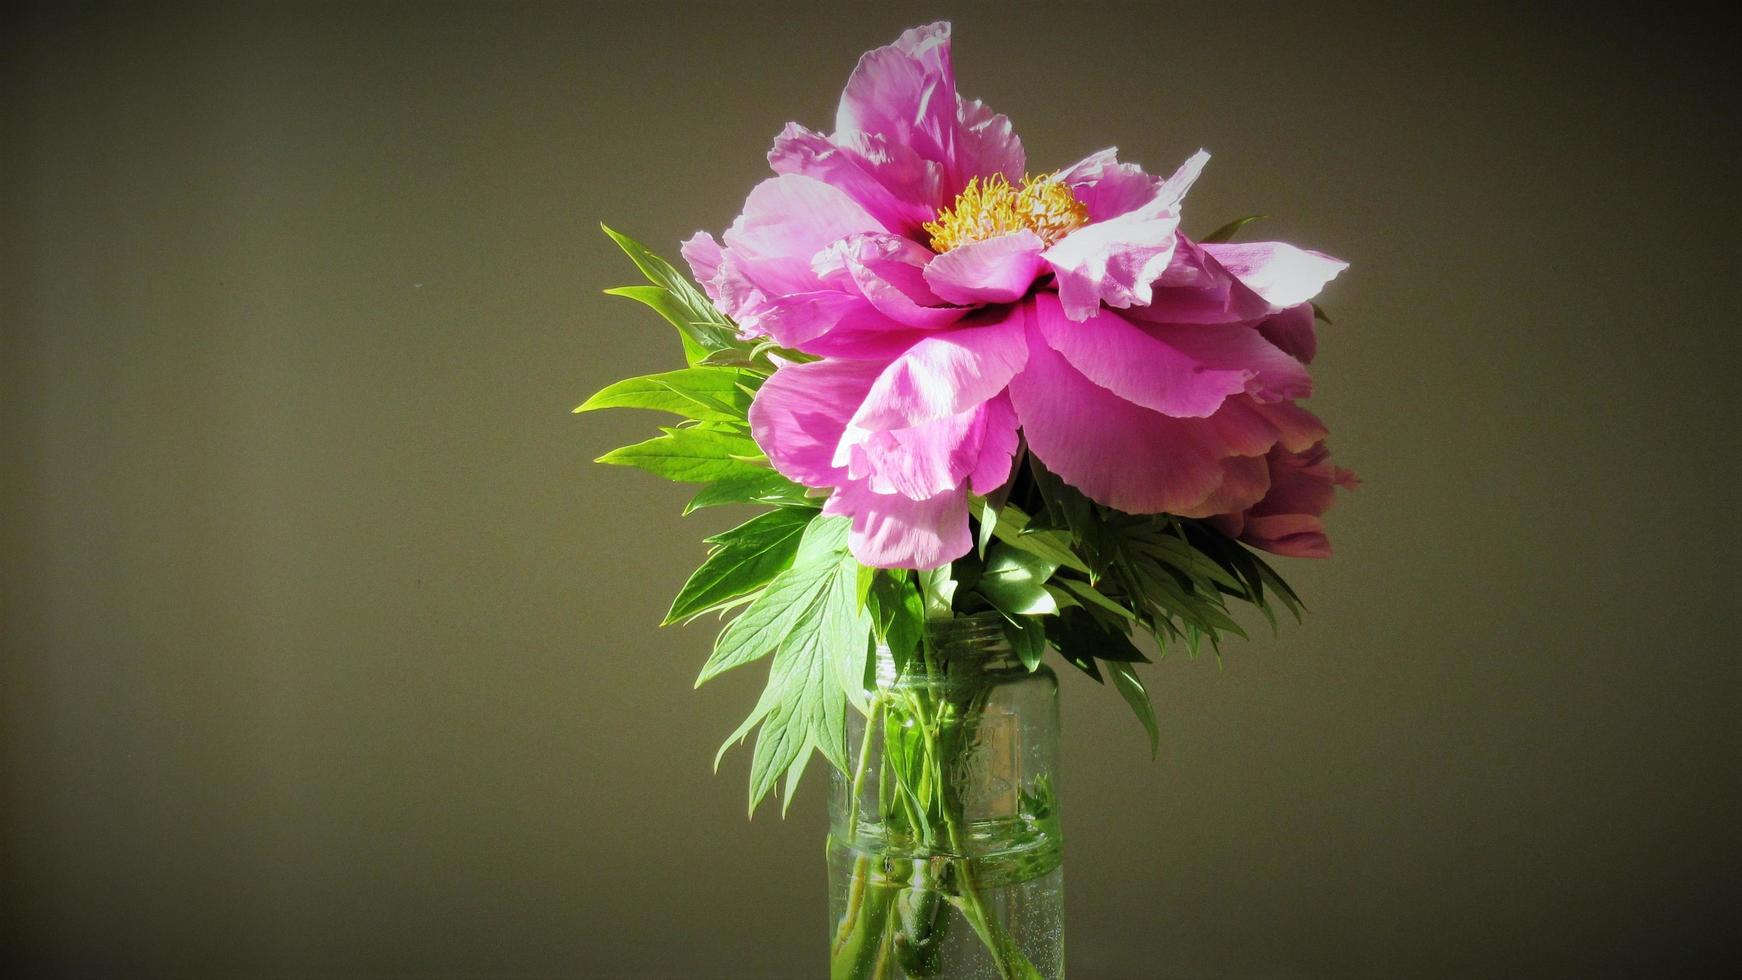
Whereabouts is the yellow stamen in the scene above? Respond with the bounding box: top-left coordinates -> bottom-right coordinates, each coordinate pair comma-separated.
924,173 -> 1089,253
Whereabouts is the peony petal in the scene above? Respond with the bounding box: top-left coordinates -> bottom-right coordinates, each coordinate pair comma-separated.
850,310 -> 1028,430
1256,302 -> 1319,364
834,390 -> 1020,501
747,358 -> 884,487
832,23 -> 1022,204
968,393 -> 1020,495
722,174 -> 886,262
1174,454 -> 1271,520
680,231 -> 724,289
923,231 -> 1047,305
1200,241 -> 1348,309
832,129 -> 949,217
1032,294 -> 1310,419
824,483 -> 970,569
816,233 -> 964,330
1247,399 -> 1328,453
1009,313 -> 1279,515
745,289 -> 868,348
1058,148 -> 1158,221
834,23 -> 961,179
1042,202 -> 1182,322
1211,440 -> 1356,559
796,319 -> 940,360
1154,149 -> 1211,209
1240,513 -> 1331,558
837,406 -> 981,499
952,95 -> 1025,190
1058,148 -> 1207,222
768,123 -> 937,235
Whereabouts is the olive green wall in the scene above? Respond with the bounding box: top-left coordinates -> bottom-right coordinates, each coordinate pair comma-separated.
3,2 -> 1735,976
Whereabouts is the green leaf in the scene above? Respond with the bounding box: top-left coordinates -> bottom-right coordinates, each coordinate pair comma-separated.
601,285 -> 711,364
1133,531 -> 1244,594
698,517 -> 871,814
683,469 -> 808,513
596,426 -> 766,483
1048,609 -> 1148,663
1200,214 -> 1267,244
1057,578 -> 1137,622
600,225 -> 743,362
1311,301 -> 1333,325
575,367 -> 755,422
1129,557 -> 1246,641
917,566 -> 957,619
1251,551 -> 1307,621
976,495 -> 999,559
1003,616 -> 1047,672
990,503 -> 1091,574
1106,661 -> 1160,759
868,570 -> 924,674
1030,458 -> 1096,543
698,518 -> 845,686
665,508 -> 813,624
976,544 -> 1060,617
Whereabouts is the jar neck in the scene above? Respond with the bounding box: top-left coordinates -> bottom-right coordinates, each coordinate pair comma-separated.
874,612 -> 1023,686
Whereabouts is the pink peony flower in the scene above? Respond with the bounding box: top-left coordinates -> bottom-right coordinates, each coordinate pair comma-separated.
1210,441 -> 1361,558
686,22 -> 1354,567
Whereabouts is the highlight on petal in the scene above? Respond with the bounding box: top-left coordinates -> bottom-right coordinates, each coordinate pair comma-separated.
1058,148 -> 1207,223
1200,241 -> 1349,309
834,22 -> 962,180
768,123 -> 937,234
1123,235 -> 1274,326
680,231 -> 724,288
1058,148 -> 1158,221
833,392 -> 1020,501
832,22 -> 1022,203
1030,294 -> 1310,420
849,310 -> 1029,430
1154,149 -> 1211,209
837,405 -> 984,500
1042,201 -> 1182,321
823,482 -> 971,569
923,230 -> 1047,305
722,174 -> 886,262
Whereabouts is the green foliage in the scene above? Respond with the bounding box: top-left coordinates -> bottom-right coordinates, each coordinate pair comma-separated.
582,227 -> 1317,809
1200,214 -> 1268,244
665,507 -> 812,624
976,545 -> 1060,617
596,425 -> 767,483
1106,661 -> 1160,759
575,367 -> 756,422
600,225 -> 742,362
703,517 -> 872,814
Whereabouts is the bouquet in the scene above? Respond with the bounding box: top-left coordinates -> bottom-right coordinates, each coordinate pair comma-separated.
581,22 -> 1353,978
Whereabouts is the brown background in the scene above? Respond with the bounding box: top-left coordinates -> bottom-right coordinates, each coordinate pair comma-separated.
3,2 -> 1736,977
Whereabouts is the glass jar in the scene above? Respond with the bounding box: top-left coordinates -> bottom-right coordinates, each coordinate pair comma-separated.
827,614 -> 1064,979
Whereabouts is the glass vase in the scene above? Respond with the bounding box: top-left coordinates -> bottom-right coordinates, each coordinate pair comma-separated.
827,614 -> 1064,979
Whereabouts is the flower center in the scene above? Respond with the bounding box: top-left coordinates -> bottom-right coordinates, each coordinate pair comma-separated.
924,173 -> 1088,253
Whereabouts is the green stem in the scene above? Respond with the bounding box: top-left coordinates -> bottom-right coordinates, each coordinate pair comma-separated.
845,697 -> 883,839
833,644 -> 1047,980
